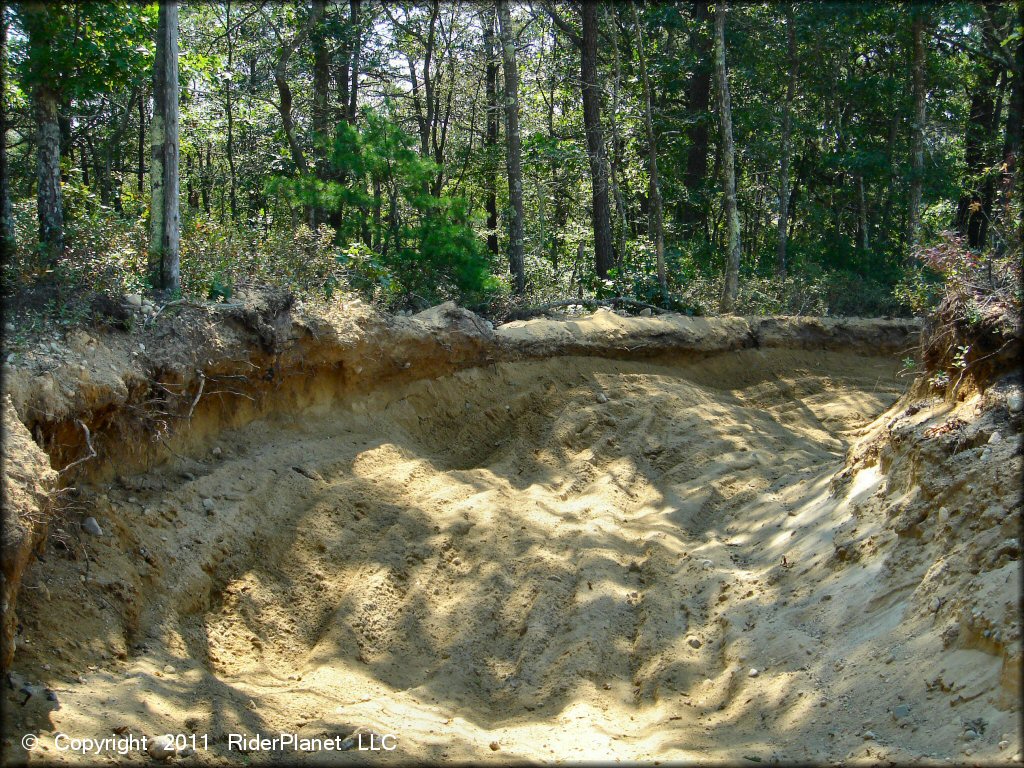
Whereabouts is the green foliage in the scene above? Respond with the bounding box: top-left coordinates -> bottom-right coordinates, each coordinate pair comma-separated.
179,214 -> 347,302
267,108 -> 497,308
14,3 -> 154,97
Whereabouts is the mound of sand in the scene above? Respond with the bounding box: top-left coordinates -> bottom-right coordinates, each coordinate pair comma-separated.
5,340 -> 1018,765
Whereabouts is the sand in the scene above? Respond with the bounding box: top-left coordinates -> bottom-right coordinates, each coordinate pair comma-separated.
4,346 -> 1019,765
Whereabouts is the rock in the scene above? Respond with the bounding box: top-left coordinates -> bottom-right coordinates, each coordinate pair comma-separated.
639,308 -> 653,317
6,354 -> 14,364
595,392 -> 609,404
125,294 -> 143,308
687,637 -> 703,649
1007,392 -> 1023,413
963,729 -> 978,740
862,731 -> 877,741
489,741 -> 500,751
999,740 -> 1009,751
138,343 -> 146,353
82,517 -> 103,536
988,431 -> 1001,444
163,664 -> 175,674
4,322 -> 14,332
701,559 -> 713,569
892,704 -> 910,719
980,448 -> 991,461
178,746 -> 195,758
212,446 -> 222,457
147,734 -> 175,761
202,498 -> 214,511
748,668 -> 759,678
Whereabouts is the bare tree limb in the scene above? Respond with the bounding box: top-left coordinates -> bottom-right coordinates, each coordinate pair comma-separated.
58,420 -> 97,475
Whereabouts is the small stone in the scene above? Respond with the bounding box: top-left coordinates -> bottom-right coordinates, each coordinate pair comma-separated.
748,668 -> 759,678
999,740 -> 1009,751
125,294 -> 143,308
892,704 -> 910,719
147,734 -> 175,761
963,729 -> 978,740
3,322 -> 14,332
178,746 -> 195,758
701,559 -> 713,569
138,343 -> 146,353
82,517 -> 103,536
202,498 -> 215,511
595,392 -> 609,404
988,431 -> 1002,444
1007,392 -> 1023,414
212,446 -> 222,457
489,741 -> 500,751
639,308 -> 652,317
163,664 -> 175,674
6,354 -> 14,364
862,731 -> 877,741
980,448 -> 991,461
687,637 -> 702,649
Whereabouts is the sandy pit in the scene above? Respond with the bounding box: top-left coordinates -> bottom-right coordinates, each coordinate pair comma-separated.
2,306 -> 1019,765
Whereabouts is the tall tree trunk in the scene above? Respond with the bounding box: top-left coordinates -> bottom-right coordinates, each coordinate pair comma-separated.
631,4 -> 666,303
202,141 -> 212,214
137,93 -> 145,197
497,0 -> 525,294
580,2 -> 614,279
907,7 -> 927,250
149,0 -> 180,294
857,173 -> 870,252
311,0 -> 330,228
714,1 -> 741,313
483,8 -> 500,258
681,0 -> 712,235
999,0 -> 1023,249
348,0 -> 362,122
607,6 -> 627,262
34,83 -> 63,262
0,3 -> 12,250
225,0 -> 238,220
955,63 -> 999,247
776,4 -> 797,279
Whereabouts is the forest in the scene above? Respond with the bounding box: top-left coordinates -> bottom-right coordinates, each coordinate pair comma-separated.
0,1 -> 1021,324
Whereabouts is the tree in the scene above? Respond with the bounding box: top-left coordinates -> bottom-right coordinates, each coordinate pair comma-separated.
483,7 -> 500,258
496,0 -> 525,295
631,3 -> 666,303
681,0 -> 713,235
21,4 -> 64,260
547,2 -> 615,279
775,4 -> 798,279
149,0 -> 180,294
906,6 -> 927,250
0,2 -> 12,250
714,1 -> 741,312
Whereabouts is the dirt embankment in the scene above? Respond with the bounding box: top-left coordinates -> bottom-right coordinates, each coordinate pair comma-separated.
2,296 -> 1019,764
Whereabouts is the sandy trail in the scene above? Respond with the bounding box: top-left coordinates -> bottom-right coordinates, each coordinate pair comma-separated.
6,348 -> 1017,764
